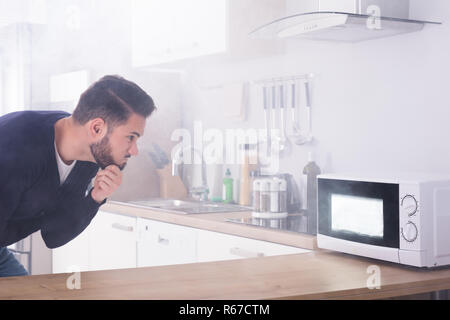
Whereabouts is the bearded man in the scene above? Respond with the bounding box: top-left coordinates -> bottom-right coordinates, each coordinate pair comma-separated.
0,75 -> 156,277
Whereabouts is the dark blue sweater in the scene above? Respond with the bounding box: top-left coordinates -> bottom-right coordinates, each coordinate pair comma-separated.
0,111 -> 104,249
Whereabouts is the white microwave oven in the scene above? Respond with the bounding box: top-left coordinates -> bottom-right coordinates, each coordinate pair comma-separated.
317,173 -> 450,268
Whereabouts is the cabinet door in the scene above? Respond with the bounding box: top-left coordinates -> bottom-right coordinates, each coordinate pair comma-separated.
197,229 -> 311,263
137,218 -> 197,267
88,211 -> 137,271
52,223 -> 92,274
131,0 -> 226,66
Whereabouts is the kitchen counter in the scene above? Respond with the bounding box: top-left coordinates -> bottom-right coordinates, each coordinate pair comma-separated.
3,200 -> 450,300
100,201 -> 318,250
2,250 -> 450,299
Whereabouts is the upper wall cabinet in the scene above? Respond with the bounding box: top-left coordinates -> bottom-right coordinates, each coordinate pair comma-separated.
0,0 -> 47,28
132,0 -> 226,67
131,0 -> 285,68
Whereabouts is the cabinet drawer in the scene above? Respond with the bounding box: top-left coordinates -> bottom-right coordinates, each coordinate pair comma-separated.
197,229 -> 310,262
137,218 -> 197,267
52,210 -> 137,273
89,211 -> 137,271
52,224 -> 91,274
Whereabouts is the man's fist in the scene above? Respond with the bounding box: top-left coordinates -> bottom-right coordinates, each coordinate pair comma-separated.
90,165 -> 122,203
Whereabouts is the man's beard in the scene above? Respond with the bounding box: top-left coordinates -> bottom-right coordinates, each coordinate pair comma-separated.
90,135 -> 128,171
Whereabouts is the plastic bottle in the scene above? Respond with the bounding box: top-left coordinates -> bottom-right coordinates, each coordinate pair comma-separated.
302,152 -> 321,234
223,168 -> 234,203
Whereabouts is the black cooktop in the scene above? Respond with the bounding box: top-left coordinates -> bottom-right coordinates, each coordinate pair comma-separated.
225,210 -> 316,235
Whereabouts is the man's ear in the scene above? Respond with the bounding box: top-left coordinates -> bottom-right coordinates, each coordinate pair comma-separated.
88,118 -> 108,141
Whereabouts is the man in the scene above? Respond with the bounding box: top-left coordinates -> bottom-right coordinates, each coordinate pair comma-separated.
0,75 -> 156,277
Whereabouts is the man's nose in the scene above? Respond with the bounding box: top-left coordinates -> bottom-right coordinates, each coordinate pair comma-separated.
129,142 -> 139,156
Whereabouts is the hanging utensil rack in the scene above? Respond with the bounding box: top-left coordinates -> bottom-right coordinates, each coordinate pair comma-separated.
252,73 -> 314,154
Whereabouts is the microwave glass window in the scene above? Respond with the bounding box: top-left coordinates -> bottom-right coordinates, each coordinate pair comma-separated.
331,194 -> 384,238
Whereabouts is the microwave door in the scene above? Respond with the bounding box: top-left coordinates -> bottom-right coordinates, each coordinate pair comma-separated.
318,178 -> 400,249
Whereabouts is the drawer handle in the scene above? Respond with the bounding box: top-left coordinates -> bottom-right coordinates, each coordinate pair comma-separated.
111,223 -> 134,232
158,235 -> 170,245
229,247 -> 265,258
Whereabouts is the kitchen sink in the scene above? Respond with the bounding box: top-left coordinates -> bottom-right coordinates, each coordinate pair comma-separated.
122,199 -> 252,214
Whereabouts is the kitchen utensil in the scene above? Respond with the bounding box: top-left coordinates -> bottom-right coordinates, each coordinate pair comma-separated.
291,82 -> 301,135
305,80 -> 313,139
278,83 -> 291,154
271,85 -> 277,132
262,85 -> 270,155
271,85 -> 283,152
255,82 -> 272,175
148,143 -> 171,169
285,81 -> 301,140
294,80 -> 313,145
153,143 -> 170,166
148,151 -> 164,169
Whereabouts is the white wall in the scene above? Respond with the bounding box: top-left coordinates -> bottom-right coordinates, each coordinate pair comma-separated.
178,0 -> 450,204
28,0 -> 184,201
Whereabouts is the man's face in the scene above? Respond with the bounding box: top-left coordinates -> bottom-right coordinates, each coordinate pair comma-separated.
90,113 -> 146,170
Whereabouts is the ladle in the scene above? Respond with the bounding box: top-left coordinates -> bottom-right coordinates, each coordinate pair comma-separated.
294,80 -> 313,145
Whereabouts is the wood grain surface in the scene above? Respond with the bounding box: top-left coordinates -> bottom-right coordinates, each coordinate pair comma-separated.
2,251 -> 450,300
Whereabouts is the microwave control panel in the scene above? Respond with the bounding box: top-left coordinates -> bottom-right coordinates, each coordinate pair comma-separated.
399,183 -> 421,250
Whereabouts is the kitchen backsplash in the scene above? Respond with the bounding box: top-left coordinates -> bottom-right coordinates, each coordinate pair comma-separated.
175,0 -> 450,206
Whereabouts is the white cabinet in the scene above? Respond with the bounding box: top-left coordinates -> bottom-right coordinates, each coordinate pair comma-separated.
52,210 -> 137,273
0,0 -> 47,28
52,220 -> 92,274
197,229 -> 311,263
88,211 -> 137,271
137,218 -> 197,267
131,0 -> 227,67
131,0 -> 284,67
53,210 -> 310,274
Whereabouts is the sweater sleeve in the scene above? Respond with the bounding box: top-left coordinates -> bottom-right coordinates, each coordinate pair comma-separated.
40,182 -> 106,249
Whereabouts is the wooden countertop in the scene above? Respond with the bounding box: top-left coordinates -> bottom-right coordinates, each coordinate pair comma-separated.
100,201 -> 318,250
2,250 -> 450,300
3,200 -> 450,300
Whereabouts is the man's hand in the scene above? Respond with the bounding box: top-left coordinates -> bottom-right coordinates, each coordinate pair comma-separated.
90,165 -> 122,203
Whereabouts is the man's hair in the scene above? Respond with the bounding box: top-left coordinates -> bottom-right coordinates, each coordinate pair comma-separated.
72,75 -> 156,130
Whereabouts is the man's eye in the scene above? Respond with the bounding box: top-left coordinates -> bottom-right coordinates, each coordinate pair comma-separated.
127,136 -> 135,142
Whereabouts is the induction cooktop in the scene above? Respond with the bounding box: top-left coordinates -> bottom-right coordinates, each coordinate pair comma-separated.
225,210 -> 315,235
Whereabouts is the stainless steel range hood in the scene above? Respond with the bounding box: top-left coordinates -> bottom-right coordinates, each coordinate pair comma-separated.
249,0 -> 441,42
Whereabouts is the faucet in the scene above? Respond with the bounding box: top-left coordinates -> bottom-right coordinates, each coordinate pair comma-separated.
172,144 -> 209,201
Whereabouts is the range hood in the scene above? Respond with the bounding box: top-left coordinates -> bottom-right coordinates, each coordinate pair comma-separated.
249,0 -> 441,42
